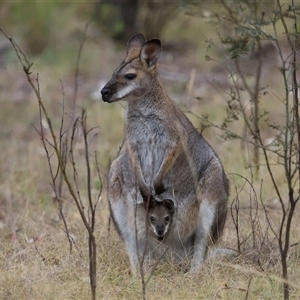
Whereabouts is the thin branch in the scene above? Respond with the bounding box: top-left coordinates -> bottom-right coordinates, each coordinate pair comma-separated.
82,109 -> 95,230
212,283 -> 246,300
36,77 -> 73,253
260,179 -> 279,240
69,117 -> 84,211
244,275 -> 253,300
73,19 -> 91,112
94,151 -> 103,211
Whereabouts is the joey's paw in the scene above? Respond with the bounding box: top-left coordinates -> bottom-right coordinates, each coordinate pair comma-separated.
140,187 -> 154,202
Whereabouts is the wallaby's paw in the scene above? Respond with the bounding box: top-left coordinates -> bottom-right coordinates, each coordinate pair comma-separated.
154,181 -> 165,195
140,187 -> 153,203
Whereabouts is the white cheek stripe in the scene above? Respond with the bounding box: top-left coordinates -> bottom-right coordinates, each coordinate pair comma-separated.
126,69 -> 136,74
151,223 -> 169,237
150,224 -> 157,235
116,84 -> 135,99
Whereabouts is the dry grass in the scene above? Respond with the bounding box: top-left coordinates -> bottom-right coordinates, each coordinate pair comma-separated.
1,16 -> 300,300
2,218 -> 300,300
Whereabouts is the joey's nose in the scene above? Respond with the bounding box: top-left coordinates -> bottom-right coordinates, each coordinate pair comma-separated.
156,227 -> 165,237
101,87 -> 110,102
157,230 -> 164,236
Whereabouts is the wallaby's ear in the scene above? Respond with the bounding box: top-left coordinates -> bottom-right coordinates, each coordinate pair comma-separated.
163,199 -> 174,214
125,33 -> 146,62
140,39 -> 161,69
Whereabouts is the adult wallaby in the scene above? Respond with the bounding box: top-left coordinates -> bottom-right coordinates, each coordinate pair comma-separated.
101,33 -> 229,275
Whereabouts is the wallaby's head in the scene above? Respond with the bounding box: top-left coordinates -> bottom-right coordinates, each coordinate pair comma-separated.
101,33 -> 161,103
144,198 -> 174,241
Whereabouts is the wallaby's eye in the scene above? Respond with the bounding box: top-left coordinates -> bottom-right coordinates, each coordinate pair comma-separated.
165,216 -> 170,222
124,74 -> 136,80
150,216 -> 155,222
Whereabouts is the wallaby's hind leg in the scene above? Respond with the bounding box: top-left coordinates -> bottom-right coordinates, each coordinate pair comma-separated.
108,155 -> 143,276
190,199 -> 216,273
190,160 -> 228,273
109,200 -> 140,276
125,235 -> 140,276
190,198 -> 227,273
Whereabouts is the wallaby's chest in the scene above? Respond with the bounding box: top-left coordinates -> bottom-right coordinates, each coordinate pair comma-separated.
126,113 -> 170,183
126,112 -> 169,143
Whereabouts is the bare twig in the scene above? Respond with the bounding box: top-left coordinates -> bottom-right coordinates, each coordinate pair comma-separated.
1,27 -> 100,300
212,283 -> 246,300
73,19 -> 91,112
244,275 -> 253,300
230,183 -> 242,254
204,2 -> 300,299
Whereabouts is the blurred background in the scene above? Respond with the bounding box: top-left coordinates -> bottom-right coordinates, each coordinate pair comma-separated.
0,0 -> 286,183
0,0 -> 233,195
0,0 -> 288,247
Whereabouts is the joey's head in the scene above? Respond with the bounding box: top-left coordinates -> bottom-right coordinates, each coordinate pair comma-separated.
101,33 -> 161,103
144,198 -> 174,241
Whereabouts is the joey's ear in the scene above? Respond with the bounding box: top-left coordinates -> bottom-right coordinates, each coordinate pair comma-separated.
163,199 -> 174,214
140,39 -> 161,69
125,33 -> 146,62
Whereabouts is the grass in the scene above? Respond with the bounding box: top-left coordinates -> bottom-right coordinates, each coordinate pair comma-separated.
1,3 -> 300,299
1,225 -> 299,299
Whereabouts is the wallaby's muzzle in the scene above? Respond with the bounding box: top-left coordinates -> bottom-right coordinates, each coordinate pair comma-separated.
101,86 -> 111,102
155,226 -> 166,237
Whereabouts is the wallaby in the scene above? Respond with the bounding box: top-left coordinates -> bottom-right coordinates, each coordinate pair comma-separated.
102,33 -> 229,275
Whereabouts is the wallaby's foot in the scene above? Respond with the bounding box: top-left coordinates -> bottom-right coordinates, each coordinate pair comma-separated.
129,269 -> 139,280
189,257 -> 205,274
186,263 -> 205,275
207,248 -> 238,261
130,260 -> 153,279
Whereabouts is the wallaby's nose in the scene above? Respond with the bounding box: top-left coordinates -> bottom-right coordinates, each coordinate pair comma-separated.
101,87 -> 110,102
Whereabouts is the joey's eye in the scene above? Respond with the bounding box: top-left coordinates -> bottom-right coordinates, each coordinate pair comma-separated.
150,216 -> 155,222
165,216 -> 170,222
124,74 -> 136,80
